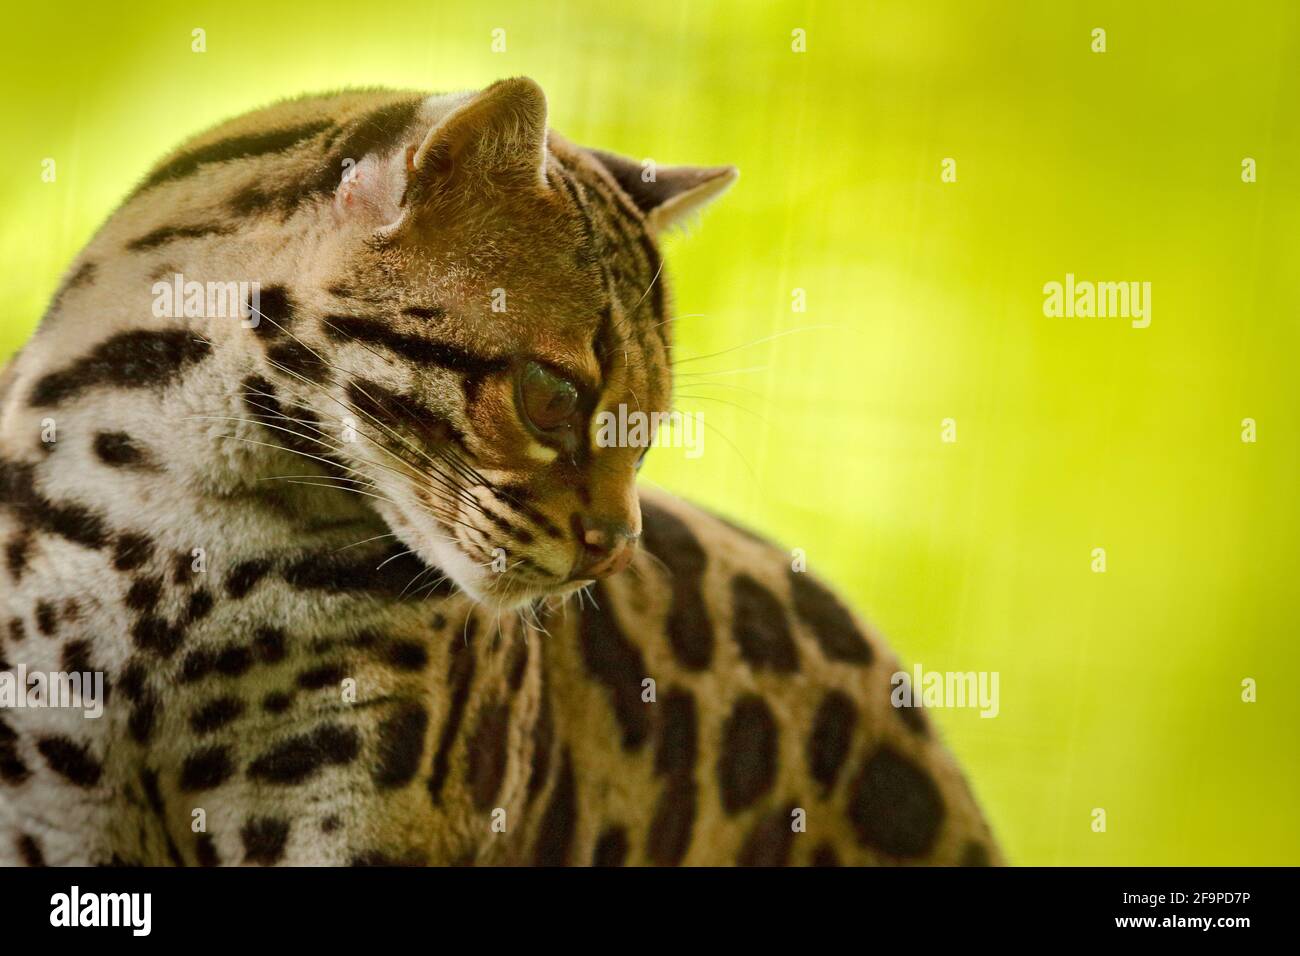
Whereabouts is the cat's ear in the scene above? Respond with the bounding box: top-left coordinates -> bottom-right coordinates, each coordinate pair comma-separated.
339,81 -> 548,234
409,77 -> 549,201
588,150 -> 738,234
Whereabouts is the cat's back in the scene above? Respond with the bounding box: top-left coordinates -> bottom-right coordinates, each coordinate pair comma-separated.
27,88 -> 441,348
535,485 -> 1002,866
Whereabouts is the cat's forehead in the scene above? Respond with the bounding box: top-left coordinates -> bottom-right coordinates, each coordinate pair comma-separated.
399,217 -> 610,327
389,170 -> 645,348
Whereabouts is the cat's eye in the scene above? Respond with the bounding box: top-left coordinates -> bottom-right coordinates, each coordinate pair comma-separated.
519,362 -> 580,433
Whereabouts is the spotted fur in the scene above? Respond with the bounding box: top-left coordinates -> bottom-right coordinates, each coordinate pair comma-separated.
0,78 -> 999,866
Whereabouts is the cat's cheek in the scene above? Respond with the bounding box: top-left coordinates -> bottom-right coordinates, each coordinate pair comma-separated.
373,495 -> 485,597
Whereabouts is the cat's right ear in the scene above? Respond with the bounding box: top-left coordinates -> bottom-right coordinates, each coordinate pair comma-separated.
588,150 -> 738,235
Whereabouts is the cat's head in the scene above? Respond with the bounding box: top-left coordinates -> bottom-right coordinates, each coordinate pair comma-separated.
299,78 -> 735,609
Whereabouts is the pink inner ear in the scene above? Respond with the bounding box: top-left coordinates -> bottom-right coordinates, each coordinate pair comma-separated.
332,150 -> 408,228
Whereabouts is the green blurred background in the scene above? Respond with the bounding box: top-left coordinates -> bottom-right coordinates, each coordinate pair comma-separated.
2,1 -> 1297,864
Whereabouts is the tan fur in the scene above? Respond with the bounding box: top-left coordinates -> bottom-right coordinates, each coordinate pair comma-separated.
0,78 -> 998,866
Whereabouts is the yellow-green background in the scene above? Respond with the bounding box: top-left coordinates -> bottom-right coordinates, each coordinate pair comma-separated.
2,1 -> 1296,865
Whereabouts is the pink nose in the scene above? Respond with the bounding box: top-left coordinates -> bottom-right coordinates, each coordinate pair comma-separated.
571,520 -> 639,580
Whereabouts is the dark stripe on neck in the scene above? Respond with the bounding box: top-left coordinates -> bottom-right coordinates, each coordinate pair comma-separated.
300,97 -> 424,200
127,223 -> 233,251
29,330 -> 211,407
134,120 -> 334,195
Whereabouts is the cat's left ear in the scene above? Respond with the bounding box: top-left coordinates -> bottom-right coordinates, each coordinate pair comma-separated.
588,150 -> 738,235
344,80 -> 550,234
401,77 -> 549,220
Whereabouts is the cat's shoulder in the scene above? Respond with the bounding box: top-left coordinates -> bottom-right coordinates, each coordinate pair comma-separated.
637,486 -> 878,661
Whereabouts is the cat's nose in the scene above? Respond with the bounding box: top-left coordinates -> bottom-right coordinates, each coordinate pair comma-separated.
570,517 -> 639,581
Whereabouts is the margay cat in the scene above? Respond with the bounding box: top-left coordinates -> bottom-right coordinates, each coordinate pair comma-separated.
0,78 -> 999,866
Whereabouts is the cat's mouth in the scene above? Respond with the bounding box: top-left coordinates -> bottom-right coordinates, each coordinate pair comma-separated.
373,476 -> 643,611
460,558 -> 631,612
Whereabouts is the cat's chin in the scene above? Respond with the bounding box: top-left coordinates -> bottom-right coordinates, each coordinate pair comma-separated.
373,503 -> 544,610
441,563 -> 584,613
422,546 -> 586,613
448,553 -> 589,612
375,500 -> 583,611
